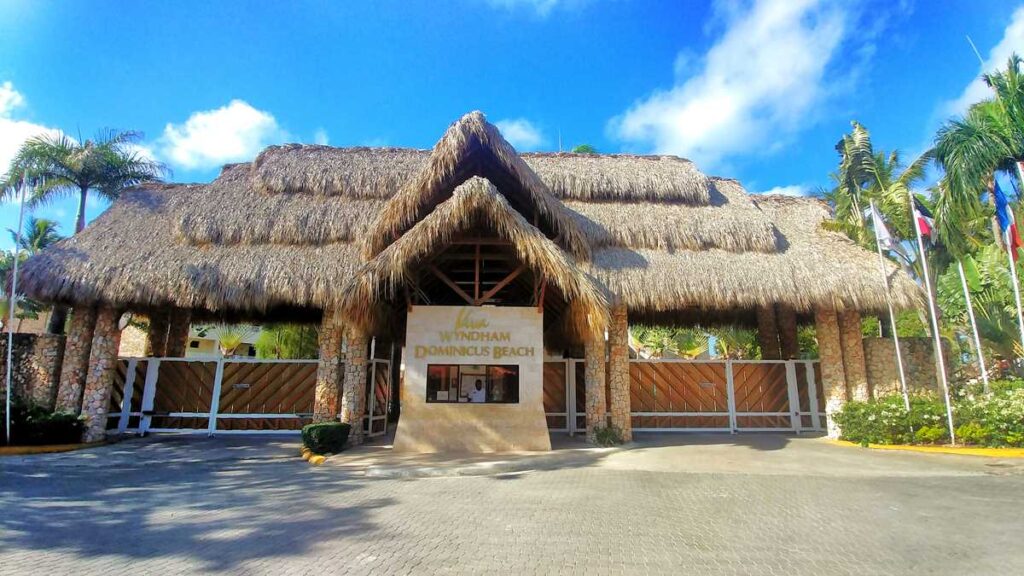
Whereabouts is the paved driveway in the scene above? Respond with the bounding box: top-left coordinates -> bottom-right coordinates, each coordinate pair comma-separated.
2,433 -> 1022,575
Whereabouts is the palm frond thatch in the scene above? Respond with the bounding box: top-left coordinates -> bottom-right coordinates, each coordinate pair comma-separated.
360,111 -> 591,262
337,177 -> 608,337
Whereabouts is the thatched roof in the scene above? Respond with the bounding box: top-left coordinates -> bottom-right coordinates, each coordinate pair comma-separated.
338,177 -> 607,336
585,186 -> 920,314
18,167 -> 362,317
18,111 -> 921,334
360,112 -> 591,262
565,179 -> 777,252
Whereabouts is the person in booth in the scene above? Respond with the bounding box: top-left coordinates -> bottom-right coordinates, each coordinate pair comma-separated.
469,379 -> 487,403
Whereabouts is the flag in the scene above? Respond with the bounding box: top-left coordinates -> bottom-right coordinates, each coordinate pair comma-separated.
993,180 -> 1023,261
868,203 -> 896,250
912,197 -> 936,242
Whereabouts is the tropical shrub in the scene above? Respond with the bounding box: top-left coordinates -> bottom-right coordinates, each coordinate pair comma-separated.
0,401 -> 84,445
836,384 -> 1024,447
302,422 -> 351,454
592,424 -> 624,447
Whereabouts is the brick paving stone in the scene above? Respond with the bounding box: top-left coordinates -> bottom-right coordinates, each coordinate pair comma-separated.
1,435 -> 1022,575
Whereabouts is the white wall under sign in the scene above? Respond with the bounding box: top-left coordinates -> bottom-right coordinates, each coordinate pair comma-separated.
394,305 -> 550,452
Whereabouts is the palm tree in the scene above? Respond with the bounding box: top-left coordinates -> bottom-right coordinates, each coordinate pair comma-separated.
2,218 -> 63,332
8,217 -> 61,254
935,54 -> 1024,237
2,129 -> 165,333
823,121 -> 931,268
2,129 -> 166,233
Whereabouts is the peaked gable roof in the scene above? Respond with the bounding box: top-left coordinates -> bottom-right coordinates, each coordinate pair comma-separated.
339,177 -> 607,337
360,111 -> 591,262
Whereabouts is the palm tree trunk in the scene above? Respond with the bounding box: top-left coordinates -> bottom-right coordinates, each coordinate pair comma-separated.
75,185 -> 89,233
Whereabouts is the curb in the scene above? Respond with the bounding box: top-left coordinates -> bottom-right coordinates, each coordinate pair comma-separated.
829,440 -> 1024,458
0,440 -> 113,456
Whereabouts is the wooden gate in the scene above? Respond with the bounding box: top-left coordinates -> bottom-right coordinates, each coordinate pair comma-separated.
106,357 -> 321,435
363,358 -> 391,437
630,361 -> 731,431
630,359 -> 824,433
543,360 -> 586,434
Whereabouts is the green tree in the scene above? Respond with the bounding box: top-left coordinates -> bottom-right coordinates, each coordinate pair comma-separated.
8,217 -> 61,254
570,144 -> 598,153
2,129 -> 165,333
2,130 -> 166,233
254,324 -> 320,359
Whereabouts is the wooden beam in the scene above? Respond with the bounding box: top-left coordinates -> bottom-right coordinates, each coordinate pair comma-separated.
474,243 -> 481,302
451,238 -> 512,246
403,282 -> 413,312
478,265 -> 526,304
428,264 -> 475,305
537,279 -> 546,313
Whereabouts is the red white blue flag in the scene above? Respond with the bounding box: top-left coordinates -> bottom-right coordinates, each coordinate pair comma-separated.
993,179 -> 1023,261
912,197 -> 936,242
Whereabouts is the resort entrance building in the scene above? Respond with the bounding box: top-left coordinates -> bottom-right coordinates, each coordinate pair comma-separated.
19,112 -> 920,452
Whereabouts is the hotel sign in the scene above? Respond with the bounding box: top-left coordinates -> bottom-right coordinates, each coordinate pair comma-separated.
413,308 -> 536,361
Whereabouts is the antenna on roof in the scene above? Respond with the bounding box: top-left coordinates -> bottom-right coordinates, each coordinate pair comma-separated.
558,128 -> 562,153
965,35 -> 985,66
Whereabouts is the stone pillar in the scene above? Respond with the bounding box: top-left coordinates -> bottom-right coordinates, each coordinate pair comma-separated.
584,336 -> 607,443
55,306 -> 98,413
80,307 -> 123,443
340,327 -> 369,446
145,311 -> 170,357
776,304 -> 800,360
165,310 -> 191,357
756,306 -> 781,360
814,308 -> 847,438
838,310 -> 869,402
607,303 -> 632,442
313,309 -> 345,422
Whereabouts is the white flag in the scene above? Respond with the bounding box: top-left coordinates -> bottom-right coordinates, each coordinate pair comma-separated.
869,204 -> 896,250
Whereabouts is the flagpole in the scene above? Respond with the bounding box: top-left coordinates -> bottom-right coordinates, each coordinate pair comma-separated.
909,190 -> 956,445
1009,164 -> 1024,356
1003,226 -> 1024,357
870,200 -> 910,411
5,178 -> 28,446
957,260 -> 989,391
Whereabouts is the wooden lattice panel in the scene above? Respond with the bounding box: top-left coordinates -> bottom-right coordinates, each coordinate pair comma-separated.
216,362 -> 317,431
151,360 -> 216,429
732,362 -> 790,429
543,362 -> 567,429
629,362 -> 729,413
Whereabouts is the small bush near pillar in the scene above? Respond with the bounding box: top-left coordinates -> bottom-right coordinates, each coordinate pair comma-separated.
0,401 -> 85,446
302,422 -> 351,455
593,424 -> 624,447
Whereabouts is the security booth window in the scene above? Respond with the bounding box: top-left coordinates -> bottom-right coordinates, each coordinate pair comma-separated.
426,364 -> 520,404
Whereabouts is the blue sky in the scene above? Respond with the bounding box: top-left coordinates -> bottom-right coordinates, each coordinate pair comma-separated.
1,0 -> 1023,249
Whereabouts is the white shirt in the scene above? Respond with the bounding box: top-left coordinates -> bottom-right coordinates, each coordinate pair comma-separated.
469,387 -> 486,403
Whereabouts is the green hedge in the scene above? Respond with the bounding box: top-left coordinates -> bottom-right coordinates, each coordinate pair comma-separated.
302,422 -> 351,454
0,401 -> 85,446
834,379 -> 1024,447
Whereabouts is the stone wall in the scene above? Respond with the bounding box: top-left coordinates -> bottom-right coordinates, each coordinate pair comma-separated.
118,325 -> 148,357
864,337 -> 940,397
0,333 -> 66,411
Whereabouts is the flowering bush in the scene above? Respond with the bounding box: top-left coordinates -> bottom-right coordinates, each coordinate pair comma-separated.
835,381 -> 1024,448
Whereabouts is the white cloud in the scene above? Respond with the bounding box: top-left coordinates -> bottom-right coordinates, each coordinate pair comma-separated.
313,128 -> 329,146
756,184 -> 810,197
486,0 -> 563,17
494,118 -> 546,150
159,99 -> 288,170
610,0 -> 848,170
941,6 -> 1024,116
0,81 -> 62,181
0,81 -> 26,116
